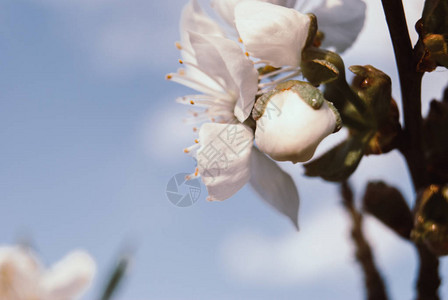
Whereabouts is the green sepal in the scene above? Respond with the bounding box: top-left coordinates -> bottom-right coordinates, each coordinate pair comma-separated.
252,80 -> 342,132
416,0 -> 448,71
301,58 -> 339,86
303,132 -> 371,182
349,65 -> 392,127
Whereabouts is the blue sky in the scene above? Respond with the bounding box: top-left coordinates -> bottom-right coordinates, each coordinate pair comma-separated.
1,0 -> 447,299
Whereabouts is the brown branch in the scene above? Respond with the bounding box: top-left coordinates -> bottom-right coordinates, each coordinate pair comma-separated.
380,0 -> 427,190
341,181 -> 388,300
416,245 -> 441,300
380,1 -> 440,299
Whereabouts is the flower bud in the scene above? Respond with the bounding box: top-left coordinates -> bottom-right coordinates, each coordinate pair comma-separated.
252,80 -> 341,163
411,185 -> 448,256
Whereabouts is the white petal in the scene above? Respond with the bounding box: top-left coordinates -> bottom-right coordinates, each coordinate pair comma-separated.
189,32 -> 258,121
254,90 -> 337,163
211,0 -> 241,27
235,1 -> 310,67
212,0 -> 297,27
249,147 -> 300,228
180,0 -> 225,51
178,0 -> 227,91
268,0 -> 297,8
42,250 -> 96,300
313,0 -> 366,53
0,246 -> 42,299
197,123 -> 254,201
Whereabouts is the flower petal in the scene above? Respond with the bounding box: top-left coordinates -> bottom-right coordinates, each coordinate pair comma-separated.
189,32 -> 259,121
196,123 -> 254,201
178,0 -> 227,92
212,0 -> 297,27
249,147 -> 300,228
0,246 -> 43,299
42,250 -> 96,300
235,1 -> 310,67
180,0 -> 225,51
313,0 -> 366,53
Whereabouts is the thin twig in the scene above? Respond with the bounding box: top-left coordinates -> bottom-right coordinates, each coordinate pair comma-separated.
341,181 -> 388,300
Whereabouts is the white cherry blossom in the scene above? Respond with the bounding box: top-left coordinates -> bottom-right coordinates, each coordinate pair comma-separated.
0,246 -> 95,300
167,28 -> 300,226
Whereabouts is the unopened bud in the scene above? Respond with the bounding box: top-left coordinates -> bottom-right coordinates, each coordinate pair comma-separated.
252,80 -> 341,163
412,185 -> 448,256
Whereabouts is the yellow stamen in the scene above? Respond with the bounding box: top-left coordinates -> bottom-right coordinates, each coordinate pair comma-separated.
166,74 -> 172,80
245,52 -> 249,57
194,168 -> 199,176
175,42 -> 182,50
190,100 -> 195,105
184,148 -> 190,153
194,139 -> 199,144
238,38 -> 243,43
179,59 -> 183,64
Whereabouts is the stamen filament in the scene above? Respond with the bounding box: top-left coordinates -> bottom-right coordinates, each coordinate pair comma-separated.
181,61 -> 231,94
167,73 -> 231,101
259,66 -> 297,80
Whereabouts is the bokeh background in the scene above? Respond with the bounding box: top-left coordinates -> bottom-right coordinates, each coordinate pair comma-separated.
1,0 -> 447,299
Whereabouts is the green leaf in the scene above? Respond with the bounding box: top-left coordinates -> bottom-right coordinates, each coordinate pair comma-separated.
99,253 -> 132,300
304,133 -> 369,182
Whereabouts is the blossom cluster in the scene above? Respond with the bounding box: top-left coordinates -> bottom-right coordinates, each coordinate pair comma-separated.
167,0 -> 365,226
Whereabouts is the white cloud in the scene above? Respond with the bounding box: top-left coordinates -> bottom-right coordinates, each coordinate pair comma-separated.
26,0 -> 185,75
220,205 -> 413,287
141,102 -> 197,165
